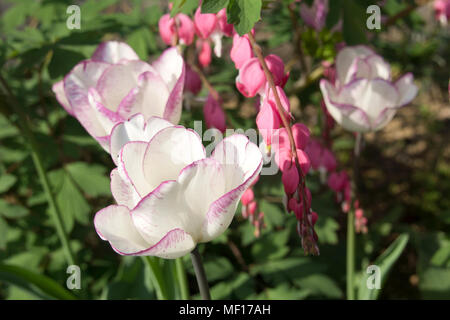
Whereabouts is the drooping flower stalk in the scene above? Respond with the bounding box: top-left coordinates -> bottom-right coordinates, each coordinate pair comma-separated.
247,32 -> 319,255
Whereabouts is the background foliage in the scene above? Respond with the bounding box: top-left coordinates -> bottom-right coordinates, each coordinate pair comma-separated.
0,0 -> 449,299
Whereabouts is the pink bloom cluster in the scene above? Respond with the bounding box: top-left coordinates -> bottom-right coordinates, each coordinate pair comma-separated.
240,177 -> 265,238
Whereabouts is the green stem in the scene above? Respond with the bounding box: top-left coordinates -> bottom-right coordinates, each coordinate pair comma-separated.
143,256 -> 169,300
346,209 -> 355,300
175,258 -> 190,300
0,75 -> 75,266
347,132 -> 362,300
190,247 -> 211,300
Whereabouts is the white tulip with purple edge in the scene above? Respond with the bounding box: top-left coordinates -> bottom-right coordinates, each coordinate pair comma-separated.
52,41 -> 185,151
94,115 -> 263,259
320,45 -> 418,132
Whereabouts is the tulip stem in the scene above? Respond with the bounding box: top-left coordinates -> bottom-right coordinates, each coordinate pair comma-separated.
347,132 -> 362,300
175,258 -> 190,300
0,74 -> 76,266
143,256 -> 169,300
190,247 -> 211,300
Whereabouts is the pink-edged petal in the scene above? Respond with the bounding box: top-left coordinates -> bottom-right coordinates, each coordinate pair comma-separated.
320,79 -> 371,132
110,168 -> 141,209
131,181 -> 196,258
365,54 -> 391,80
110,114 -> 173,165
143,126 -> 206,191
134,71 -> 170,119
91,41 -> 139,64
203,135 -> 263,241
395,73 -> 418,107
152,48 -> 185,124
95,61 -> 154,112
336,46 -> 374,86
64,60 -> 112,139
119,141 -> 152,197
94,205 -> 149,254
52,80 -> 73,115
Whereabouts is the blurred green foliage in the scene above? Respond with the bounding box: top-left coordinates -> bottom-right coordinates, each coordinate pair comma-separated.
0,0 -> 449,300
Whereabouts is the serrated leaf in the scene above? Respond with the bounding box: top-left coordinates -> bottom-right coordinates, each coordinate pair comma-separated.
357,233 -> 409,300
170,0 -> 199,17
227,0 -> 262,36
294,274 -> 343,299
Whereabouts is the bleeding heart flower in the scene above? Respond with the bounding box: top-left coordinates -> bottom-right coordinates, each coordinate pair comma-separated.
52,42 -> 185,151
236,54 -> 288,97
320,45 -> 418,132
230,33 -> 254,69
184,64 -> 202,95
304,139 -> 337,172
95,117 -> 263,259
194,8 -> 217,39
203,93 -> 226,132
434,0 -> 450,26
158,13 -> 195,46
197,39 -> 212,67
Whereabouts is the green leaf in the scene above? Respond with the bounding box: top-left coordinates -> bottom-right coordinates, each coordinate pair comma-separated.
294,274 -> 343,299
0,174 -> 17,193
204,256 -> 234,282
170,0 -> 199,17
227,0 -> 262,36
0,199 -> 29,219
127,28 -> 151,60
0,217 -> 7,250
342,0 -> 367,45
48,47 -> 85,79
0,263 -> 77,300
65,162 -> 110,198
357,233 -> 409,300
326,0 -> 342,29
201,0 -> 229,14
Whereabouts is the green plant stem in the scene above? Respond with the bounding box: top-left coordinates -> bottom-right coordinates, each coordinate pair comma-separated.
175,258 -> 190,300
190,247 -> 211,300
347,132 -> 362,300
346,209 -> 355,300
143,256 -> 169,300
0,74 -> 75,266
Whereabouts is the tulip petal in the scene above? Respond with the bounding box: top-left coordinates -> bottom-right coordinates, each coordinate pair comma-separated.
91,41 -> 140,64
395,73 -> 418,107
110,168 -> 141,209
152,48 -> 185,123
143,126 -> 206,191
365,54 -> 391,80
336,46 -> 374,85
96,61 -> 154,113
52,80 -> 73,115
134,71 -> 170,120
110,115 -> 173,165
119,141 -> 152,197
94,205 -> 149,254
131,180 -> 197,257
64,60 -> 112,145
203,135 -> 263,241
